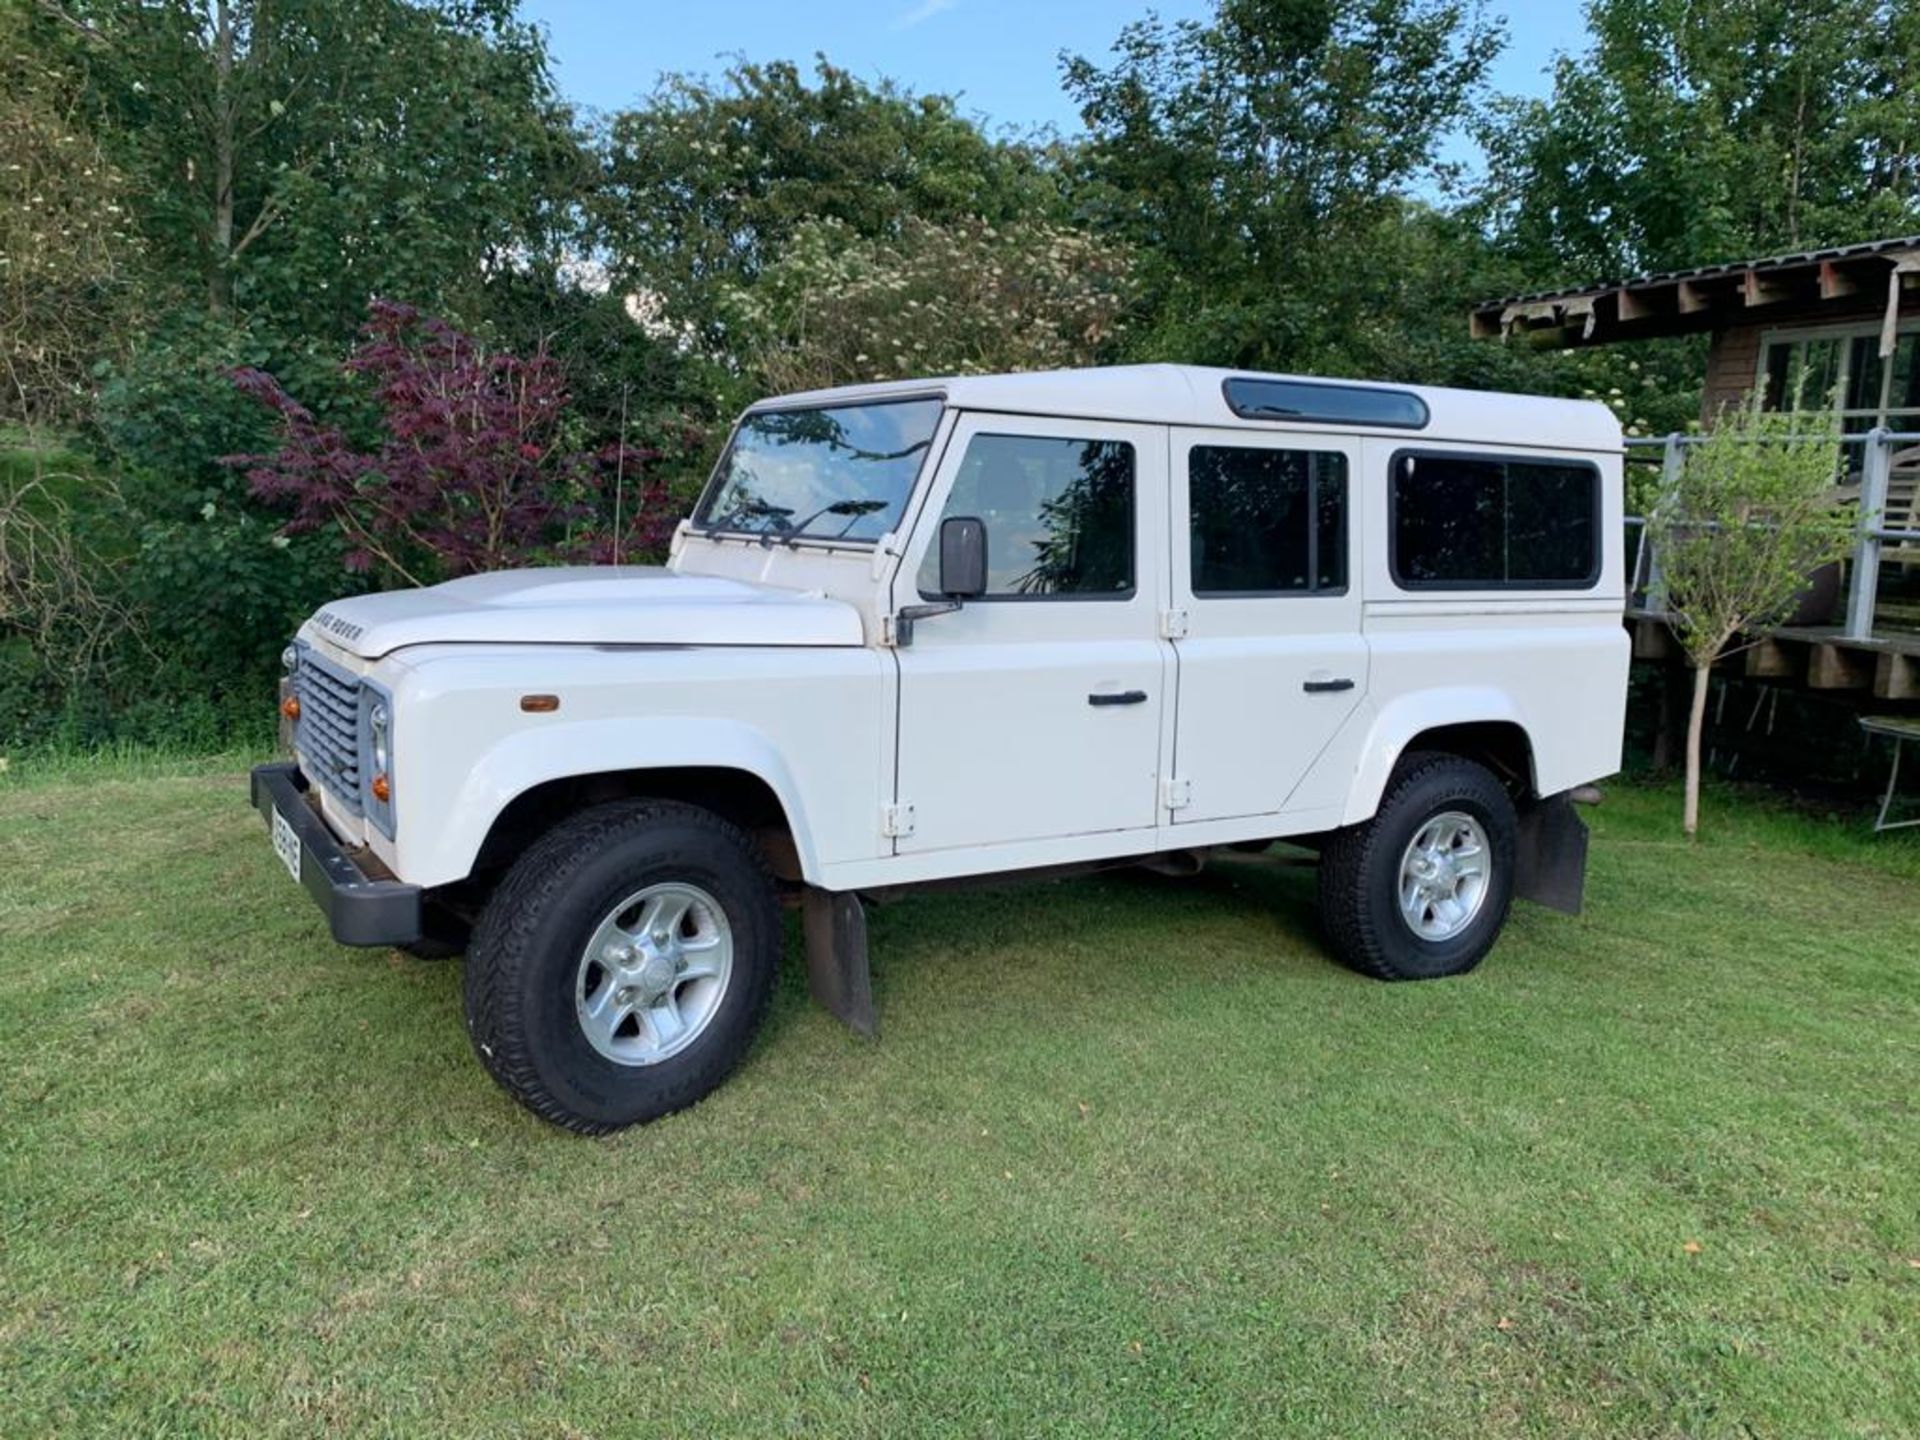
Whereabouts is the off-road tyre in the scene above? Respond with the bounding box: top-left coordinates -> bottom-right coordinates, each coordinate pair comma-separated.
1318,753 -> 1517,981
463,799 -> 780,1134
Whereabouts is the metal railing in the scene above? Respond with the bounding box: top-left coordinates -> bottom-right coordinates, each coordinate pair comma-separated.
1624,427 -> 1920,641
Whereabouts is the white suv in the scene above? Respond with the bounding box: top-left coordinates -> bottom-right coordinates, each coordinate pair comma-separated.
253,365 -> 1628,1133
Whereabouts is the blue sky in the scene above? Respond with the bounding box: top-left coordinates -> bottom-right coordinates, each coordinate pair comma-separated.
521,0 -> 1590,168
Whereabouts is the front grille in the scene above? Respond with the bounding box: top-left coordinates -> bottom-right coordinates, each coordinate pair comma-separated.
293,647 -> 363,815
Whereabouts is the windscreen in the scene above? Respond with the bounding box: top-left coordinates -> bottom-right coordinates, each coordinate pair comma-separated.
695,398 -> 944,543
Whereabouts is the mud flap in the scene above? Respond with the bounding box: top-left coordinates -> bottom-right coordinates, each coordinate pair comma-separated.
802,889 -> 876,1038
1513,792 -> 1588,915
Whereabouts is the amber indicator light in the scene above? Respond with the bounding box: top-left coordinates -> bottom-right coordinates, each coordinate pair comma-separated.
520,694 -> 560,713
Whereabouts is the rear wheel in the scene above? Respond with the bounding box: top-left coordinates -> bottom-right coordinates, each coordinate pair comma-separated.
463,800 -> 780,1133
1318,754 -> 1517,981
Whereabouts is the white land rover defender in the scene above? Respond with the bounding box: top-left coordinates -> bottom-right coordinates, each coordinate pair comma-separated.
253,365 -> 1628,1133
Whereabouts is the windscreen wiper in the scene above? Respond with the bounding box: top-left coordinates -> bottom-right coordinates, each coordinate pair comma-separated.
782,498 -> 889,545
700,499 -> 794,538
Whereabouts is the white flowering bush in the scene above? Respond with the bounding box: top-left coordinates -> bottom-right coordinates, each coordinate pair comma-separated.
726,216 -> 1138,394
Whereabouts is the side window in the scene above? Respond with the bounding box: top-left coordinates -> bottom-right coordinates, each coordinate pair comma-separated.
918,434 -> 1135,598
1391,452 -> 1598,588
1188,445 -> 1347,595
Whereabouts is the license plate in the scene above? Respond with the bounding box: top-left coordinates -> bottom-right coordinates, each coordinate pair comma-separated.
271,806 -> 302,885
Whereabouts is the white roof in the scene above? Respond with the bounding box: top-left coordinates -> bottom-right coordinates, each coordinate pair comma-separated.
751,363 -> 1622,453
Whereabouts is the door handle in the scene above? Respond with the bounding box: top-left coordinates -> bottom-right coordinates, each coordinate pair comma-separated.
1302,677 -> 1355,694
1088,689 -> 1149,707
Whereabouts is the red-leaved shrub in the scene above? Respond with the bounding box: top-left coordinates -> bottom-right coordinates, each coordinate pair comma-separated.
229,299 -> 670,586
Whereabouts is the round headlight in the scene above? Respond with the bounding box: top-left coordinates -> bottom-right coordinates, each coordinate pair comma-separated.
369,702 -> 390,774
281,645 -> 300,674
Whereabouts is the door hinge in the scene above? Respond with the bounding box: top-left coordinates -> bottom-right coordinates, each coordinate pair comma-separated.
881,802 -> 917,838
1159,607 -> 1190,639
1161,777 -> 1192,811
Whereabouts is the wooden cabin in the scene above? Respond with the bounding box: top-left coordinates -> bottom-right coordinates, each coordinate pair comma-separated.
1468,234 -> 1920,435
1468,236 -> 1920,755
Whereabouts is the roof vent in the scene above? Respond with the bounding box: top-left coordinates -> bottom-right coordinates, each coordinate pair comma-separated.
1223,377 -> 1429,430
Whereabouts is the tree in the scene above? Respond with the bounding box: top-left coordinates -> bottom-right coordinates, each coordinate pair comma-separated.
1477,0 -> 1920,280
35,0 -> 584,342
1646,397 -> 1856,836
0,1 -> 144,426
727,216 -> 1139,395
593,58 -> 1060,353
230,300 -> 668,588
1061,0 -> 1503,374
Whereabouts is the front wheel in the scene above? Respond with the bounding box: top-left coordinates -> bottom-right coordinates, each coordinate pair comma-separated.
463,800 -> 781,1134
1318,754 -> 1517,981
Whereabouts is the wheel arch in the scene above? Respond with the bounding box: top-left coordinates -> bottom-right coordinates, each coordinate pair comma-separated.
471,766 -> 807,889
1341,690 -> 1538,826
1398,720 -> 1536,795
407,717 -> 820,892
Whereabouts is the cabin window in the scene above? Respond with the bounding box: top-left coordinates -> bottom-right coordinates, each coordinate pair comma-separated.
1391,451 -> 1599,589
918,434 -> 1135,598
1222,377 -> 1429,430
1188,445 -> 1347,595
1759,326 -> 1920,435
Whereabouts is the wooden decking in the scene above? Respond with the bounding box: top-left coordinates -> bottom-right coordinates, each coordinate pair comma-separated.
1628,609 -> 1920,700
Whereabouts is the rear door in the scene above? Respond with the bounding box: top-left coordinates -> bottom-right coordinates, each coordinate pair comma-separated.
1168,427 -> 1368,823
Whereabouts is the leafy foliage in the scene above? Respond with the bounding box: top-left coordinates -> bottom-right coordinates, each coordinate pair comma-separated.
1478,0 -> 1920,278
1652,401 -> 1856,667
730,216 -> 1139,394
1062,0 -> 1503,373
0,464 -> 143,686
125,500 -> 341,724
0,2 -> 144,426
594,58 -> 1060,347
231,300 -> 668,587
1646,397 -> 1858,832
41,0 -> 583,338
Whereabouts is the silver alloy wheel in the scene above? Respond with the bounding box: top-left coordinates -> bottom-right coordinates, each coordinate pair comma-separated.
574,882 -> 733,1065
1396,810 -> 1493,942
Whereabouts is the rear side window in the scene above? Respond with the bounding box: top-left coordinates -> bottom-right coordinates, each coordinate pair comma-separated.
1188,445 -> 1347,594
1391,452 -> 1599,588
918,434 -> 1135,598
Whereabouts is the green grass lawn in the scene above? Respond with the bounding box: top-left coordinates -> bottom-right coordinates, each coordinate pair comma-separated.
2,771 -> 1916,1437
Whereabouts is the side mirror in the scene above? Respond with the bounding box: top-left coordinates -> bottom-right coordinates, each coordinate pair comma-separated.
894,515 -> 989,646
938,516 -> 988,599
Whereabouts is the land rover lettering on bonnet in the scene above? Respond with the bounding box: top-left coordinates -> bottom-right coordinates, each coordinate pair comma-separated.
251,365 -> 1629,1134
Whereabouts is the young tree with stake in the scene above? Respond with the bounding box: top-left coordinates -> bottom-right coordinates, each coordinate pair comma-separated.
1647,397 -> 1857,836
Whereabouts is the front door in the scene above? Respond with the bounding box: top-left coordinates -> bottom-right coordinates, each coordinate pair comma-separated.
1169,426 -> 1368,823
891,413 -> 1169,854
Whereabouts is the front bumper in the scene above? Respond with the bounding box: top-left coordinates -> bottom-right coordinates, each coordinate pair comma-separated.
250,762 -> 422,946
